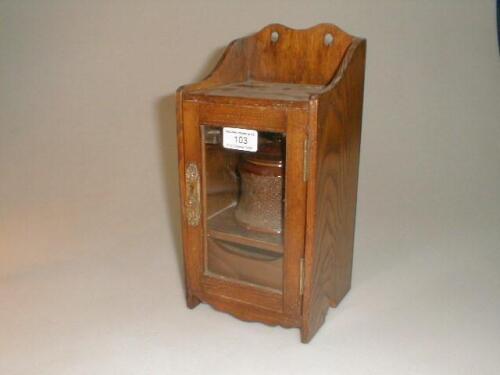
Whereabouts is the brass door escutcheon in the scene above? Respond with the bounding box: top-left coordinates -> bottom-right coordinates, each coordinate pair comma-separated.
185,162 -> 200,226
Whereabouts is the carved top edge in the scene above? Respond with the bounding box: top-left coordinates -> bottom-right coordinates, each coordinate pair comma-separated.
253,23 -> 359,39
178,23 -> 364,95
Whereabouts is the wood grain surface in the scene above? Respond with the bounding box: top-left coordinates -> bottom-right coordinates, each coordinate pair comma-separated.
301,38 -> 366,343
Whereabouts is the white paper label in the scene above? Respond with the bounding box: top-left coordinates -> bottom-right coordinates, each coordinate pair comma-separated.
222,127 -> 258,152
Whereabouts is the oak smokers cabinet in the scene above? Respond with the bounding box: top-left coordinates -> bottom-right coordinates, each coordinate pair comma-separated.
176,24 -> 366,343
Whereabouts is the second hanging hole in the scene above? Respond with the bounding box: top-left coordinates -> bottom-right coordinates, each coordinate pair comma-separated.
271,31 -> 279,43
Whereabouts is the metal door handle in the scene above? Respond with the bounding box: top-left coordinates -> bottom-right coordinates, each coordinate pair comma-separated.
185,162 -> 200,226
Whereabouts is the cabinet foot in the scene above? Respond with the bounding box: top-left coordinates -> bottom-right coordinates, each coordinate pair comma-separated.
300,327 -> 315,344
186,293 -> 201,309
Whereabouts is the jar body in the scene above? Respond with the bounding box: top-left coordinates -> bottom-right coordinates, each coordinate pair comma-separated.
234,145 -> 284,234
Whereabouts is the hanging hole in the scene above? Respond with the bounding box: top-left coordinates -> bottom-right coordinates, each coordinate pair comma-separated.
271,31 -> 279,43
324,33 -> 334,46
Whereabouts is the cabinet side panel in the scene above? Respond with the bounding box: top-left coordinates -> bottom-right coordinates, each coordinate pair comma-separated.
301,39 -> 366,343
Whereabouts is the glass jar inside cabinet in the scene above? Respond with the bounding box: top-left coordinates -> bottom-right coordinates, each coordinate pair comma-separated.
204,127 -> 285,291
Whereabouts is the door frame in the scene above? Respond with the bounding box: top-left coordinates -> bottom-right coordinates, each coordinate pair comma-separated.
179,99 -> 308,323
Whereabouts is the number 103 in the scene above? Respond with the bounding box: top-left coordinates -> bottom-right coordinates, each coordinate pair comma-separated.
234,136 -> 248,144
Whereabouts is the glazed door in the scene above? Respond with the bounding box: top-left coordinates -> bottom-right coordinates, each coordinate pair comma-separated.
180,101 -> 307,321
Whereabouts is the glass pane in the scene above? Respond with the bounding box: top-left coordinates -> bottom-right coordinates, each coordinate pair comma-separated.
202,126 -> 285,291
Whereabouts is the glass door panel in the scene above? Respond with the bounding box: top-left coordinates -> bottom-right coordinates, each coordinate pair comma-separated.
202,126 -> 286,292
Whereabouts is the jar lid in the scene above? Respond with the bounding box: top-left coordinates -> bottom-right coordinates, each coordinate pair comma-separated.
243,142 -> 283,168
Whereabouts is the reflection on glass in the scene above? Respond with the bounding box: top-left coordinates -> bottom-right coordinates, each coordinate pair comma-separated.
203,126 -> 285,291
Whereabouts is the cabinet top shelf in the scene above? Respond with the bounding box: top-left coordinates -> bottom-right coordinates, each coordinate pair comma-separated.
187,80 -> 325,102
178,23 -> 363,104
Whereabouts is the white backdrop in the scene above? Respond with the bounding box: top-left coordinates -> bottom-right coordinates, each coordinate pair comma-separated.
1,1 -> 499,374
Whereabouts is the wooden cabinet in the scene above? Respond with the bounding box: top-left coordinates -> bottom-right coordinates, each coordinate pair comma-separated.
176,24 -> 366,343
